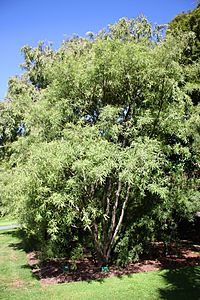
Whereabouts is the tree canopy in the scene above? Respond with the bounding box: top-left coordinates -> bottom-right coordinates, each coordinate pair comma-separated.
168,5 -> 200,63
1,15 -> 200,266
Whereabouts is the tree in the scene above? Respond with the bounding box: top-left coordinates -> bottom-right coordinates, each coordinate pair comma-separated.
168,5 -> 200,108
1,16 -> 200,265
168,5 -> 200,63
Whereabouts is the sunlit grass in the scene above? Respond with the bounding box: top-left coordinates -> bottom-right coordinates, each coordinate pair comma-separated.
0,216 -> 17,226
0,228 -> 200,300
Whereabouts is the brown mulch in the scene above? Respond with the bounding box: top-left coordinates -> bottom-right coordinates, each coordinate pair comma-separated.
27,241 -> 200,285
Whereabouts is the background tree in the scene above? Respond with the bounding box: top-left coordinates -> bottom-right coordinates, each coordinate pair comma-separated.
168,4 -> 200,63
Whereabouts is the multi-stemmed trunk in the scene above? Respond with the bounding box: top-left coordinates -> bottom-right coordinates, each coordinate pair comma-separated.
91,179 -> 130,266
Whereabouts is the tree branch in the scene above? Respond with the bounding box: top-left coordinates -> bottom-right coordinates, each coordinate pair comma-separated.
106,184 -> 130,261
104,179 -> 122,256
102,177 -> 112,244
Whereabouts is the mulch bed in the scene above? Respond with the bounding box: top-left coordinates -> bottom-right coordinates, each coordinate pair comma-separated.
27,241 -> 200,285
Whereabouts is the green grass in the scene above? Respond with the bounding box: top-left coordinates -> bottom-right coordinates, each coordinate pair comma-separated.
0,229 -> 200,300
0,216 -> 17,226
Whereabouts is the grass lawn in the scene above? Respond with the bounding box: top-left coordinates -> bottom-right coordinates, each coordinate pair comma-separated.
0,228 -> 200,300
0,216 -> 17,227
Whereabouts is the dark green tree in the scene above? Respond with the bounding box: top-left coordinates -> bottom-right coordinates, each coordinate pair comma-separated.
168,5 -> 200,63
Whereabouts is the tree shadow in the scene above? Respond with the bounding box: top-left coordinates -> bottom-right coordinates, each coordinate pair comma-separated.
0,229 -> 17,236
2,229 -> 108,284
86,278 -> 105,284
32,257 -> 110,284
21,264 -> 40,281
3,229 -> 200,286
6,229 -> 38,253
159,266 -> 200,300
1,229 -> 29,252
1,229 -> 40,281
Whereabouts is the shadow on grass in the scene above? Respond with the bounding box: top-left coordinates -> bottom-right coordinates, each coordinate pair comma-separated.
0,229 -> 28,251
4,229 -> 39,253
0,229 -> 17,235
86,278 -> 105,284
0,229 -> 40,281
21,264 -> 40,281
1,229 -> 107,284
159,266 -> 200,300
3,229 -> 200,286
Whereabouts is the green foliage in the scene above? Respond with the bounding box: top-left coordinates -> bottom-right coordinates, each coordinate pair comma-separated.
1,15 -> 200,265
168,5 -> 200,63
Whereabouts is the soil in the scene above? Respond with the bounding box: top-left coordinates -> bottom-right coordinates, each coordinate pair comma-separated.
27,240 -> 200,285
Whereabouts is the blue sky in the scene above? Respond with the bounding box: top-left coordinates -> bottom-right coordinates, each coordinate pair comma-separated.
0,0 -> 196,99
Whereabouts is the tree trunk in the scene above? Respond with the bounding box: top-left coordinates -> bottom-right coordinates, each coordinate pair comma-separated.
105,184 -> 130,262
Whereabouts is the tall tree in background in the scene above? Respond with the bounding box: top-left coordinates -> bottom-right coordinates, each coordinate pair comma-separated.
168,4 -> 200,63
168,4 -> 200,109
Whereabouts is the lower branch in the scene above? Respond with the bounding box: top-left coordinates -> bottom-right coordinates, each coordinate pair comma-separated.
106,184 -> 130,262
104,179 -> 122,255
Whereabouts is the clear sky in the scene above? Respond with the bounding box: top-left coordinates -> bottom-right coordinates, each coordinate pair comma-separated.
0,0 -> 196,99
